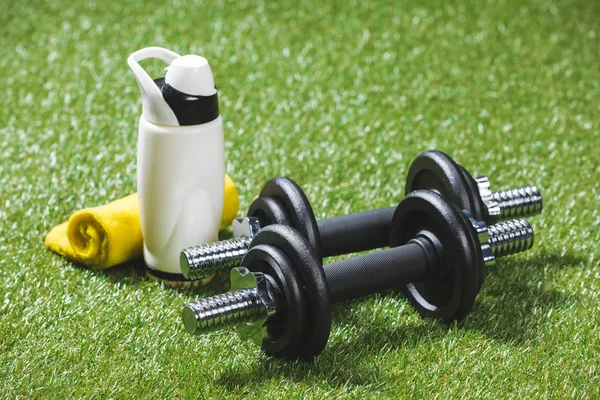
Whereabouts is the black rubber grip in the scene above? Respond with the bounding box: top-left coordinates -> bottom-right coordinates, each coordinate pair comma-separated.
317,206 -> 396,258
323,242 -> 431,303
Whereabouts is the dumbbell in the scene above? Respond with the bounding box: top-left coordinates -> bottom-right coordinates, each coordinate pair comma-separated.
181,150 -> 542,280
182,190 -> 535,359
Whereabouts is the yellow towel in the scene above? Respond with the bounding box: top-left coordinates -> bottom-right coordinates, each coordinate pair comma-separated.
45,174 -> 239,270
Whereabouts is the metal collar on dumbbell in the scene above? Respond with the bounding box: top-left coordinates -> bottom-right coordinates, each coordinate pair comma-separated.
229,267 -> 278,345
462,209 -> 495,267
475,176 -> 502,222
233,217 -> 261,239
475,175 -> 543,223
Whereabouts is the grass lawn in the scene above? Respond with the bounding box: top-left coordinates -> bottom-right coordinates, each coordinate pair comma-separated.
1,0 -> 599,397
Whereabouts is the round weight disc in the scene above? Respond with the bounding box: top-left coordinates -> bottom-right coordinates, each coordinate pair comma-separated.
241,244 -> 305,357
458,164 -> 487,289
248,195 -> 291,227
458,165 -> 488,223
390,190 -> 483,322
257,177 -> 322,262
250,224 -> 331,359
405,150 -> 476,218
454,208 -> 486,314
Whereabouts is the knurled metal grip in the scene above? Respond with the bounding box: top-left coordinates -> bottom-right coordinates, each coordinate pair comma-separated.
490,186 -> 543,220
488,219 -> 535,256
181,237 -> 252,278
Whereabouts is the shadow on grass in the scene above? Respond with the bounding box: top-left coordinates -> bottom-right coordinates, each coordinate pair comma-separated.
85,229 -> 236,294
215,250 -> 584,389
216,322 -> 443,390
96,260 -> 148,285
95,260 -> 233,297
70,239 -> 583,389
464,250 -> 584,343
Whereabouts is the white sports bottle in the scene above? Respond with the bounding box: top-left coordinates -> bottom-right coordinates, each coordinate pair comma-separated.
128,47 -> 224,280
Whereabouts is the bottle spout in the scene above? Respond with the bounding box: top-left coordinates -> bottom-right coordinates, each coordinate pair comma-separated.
165,55 -> 217,97
127,47 -> 181,126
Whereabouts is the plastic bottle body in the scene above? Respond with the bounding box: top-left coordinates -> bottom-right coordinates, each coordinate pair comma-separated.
137,115 -> 224,275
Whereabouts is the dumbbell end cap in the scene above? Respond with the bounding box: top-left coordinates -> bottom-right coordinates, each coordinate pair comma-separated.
180,251 -> 191,278
182,306 -> 199,335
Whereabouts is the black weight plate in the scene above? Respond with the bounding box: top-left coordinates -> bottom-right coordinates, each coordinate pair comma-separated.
241,244 -> 305,357
405,150 -> 475,217
454,208 -> 486,315
458,165 -> 488,224
458,165 -> 487,289
258,177 -> 322,262
390,190 -> 482,322
250,225 -> 331,359
248,195 -> 291,227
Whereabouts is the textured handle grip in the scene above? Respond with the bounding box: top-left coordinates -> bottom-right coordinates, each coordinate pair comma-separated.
317,206 -> 396,258
323,242 -> 431,303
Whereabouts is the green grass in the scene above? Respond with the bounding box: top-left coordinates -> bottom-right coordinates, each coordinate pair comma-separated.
1,0 -> 599,397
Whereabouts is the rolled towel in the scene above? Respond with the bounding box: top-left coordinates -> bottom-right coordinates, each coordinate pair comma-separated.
44,174 -> 239,270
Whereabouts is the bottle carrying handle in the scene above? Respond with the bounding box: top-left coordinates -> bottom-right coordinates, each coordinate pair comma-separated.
127,47 -> 181,125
